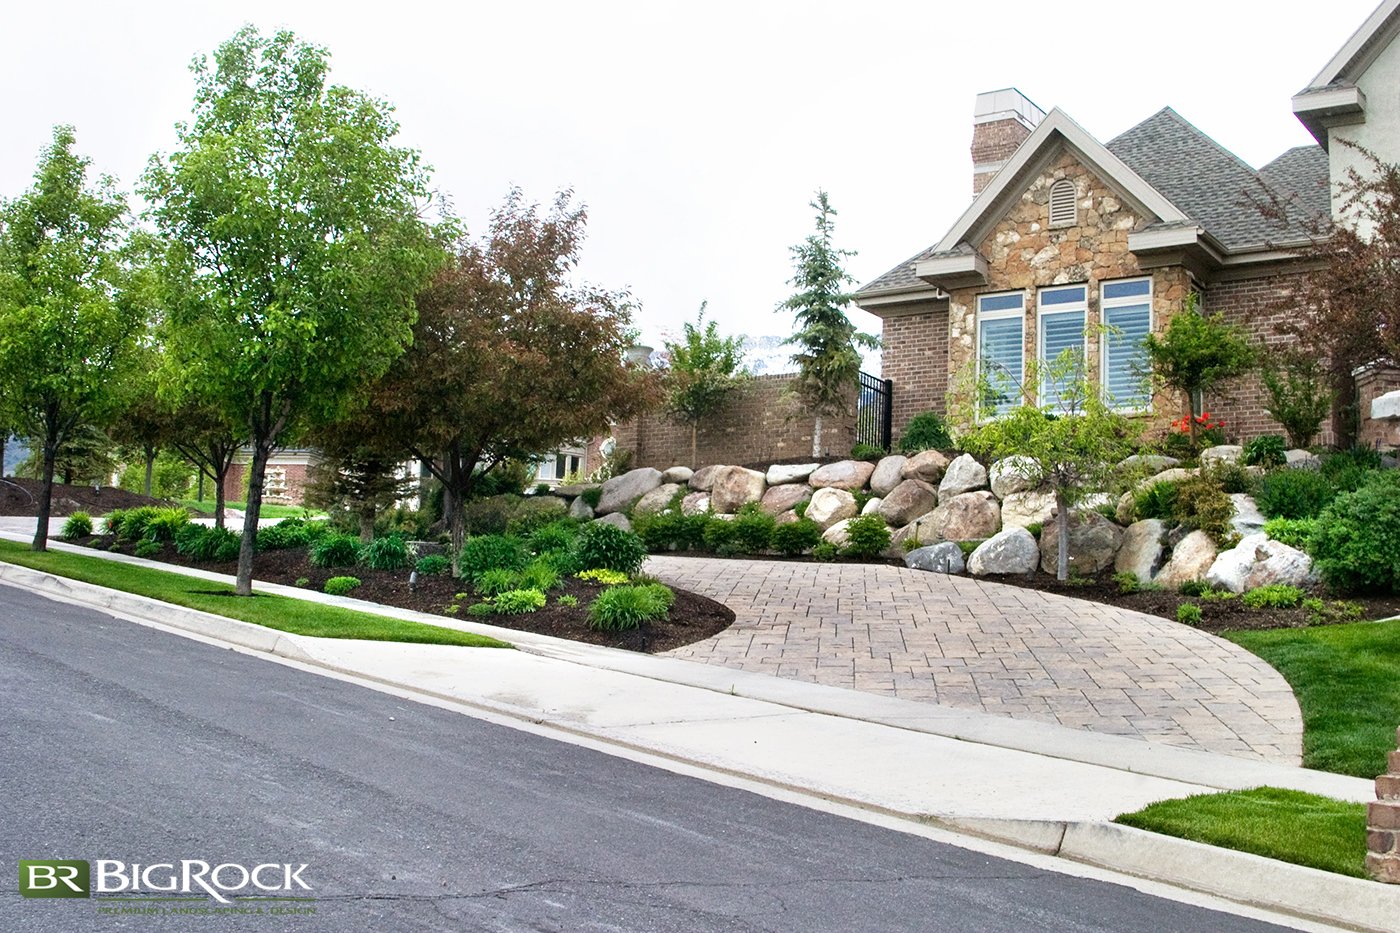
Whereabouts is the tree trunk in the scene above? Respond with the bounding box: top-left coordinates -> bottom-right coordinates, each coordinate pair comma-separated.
445,449 -> 465,578
143,445 -> 156,498
235,442 -> 272,596
358,503 -> 376,544
1055,488 -> 1070,582
32,438 -> 58,552
0,434 -> 6,477
690,422 -> 699,470
811,414 -> 824,459
213,467 -> 228,531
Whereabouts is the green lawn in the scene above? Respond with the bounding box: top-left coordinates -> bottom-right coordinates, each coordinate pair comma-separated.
1116,787 -> 1367,878
1226,619 -> 1400,778
0,540 -> 509,650
175,498 -> 324,520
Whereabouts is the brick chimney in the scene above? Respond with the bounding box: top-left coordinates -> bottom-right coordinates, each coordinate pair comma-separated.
971,88 -> 1045,196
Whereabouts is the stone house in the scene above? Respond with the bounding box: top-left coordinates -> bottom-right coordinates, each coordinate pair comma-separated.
857,0 -> 1400,445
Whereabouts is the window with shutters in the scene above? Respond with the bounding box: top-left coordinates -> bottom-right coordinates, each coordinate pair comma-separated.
1048,178 -> 1077,227
1100,277 -> 1153,411
976,291 -> 1026,418
1037,284 -> 1087,409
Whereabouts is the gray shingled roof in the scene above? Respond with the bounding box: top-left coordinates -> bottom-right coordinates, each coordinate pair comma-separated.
856,108 -> 1330,298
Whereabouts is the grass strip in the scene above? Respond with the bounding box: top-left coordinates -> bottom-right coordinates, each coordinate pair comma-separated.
1116,787 -> 1367,878
176,498 -> 323,520
1225,619 -> 1400,778
0,540 -> 510,650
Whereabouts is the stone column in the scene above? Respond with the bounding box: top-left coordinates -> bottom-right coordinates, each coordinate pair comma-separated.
1367,726 -> 1400,883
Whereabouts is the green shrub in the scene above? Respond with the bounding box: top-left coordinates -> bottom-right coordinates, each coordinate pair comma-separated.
701,517 -> 741,555
142,507 -> 191,544
897,411 -> 953,454
532,548 -> 580,578
850,443 -> 886,462
60,511 -> 92,540
466,601 -> 496,617
526,520 -> 579,556
1311,472 -> 1400,593
1198,587 -> 1237,602
1114,571 -> 1141,594
492,588 -> 547,615
771,518 -> 822,555
556,594 -> 579,608
573,522 -> 648,575
101,509 -> 127,537
507,499 -> 570,537
1243,435 -> 1287,468
576,568 -> 630,585
958,540 -> 981,558
1254,468 -> 1335,520
1242,584 -> 1304,609
323,576 -> 362,596
1262,517 -> 1317,551
118,506 -> 164,542
133,540 -> 161,558
841,514 -> 891,559
812,540 -> 838,561
462,494 -> 519,536
310,534 -> 361,569
581,487 -> 603,509
731,505 -> 776,553
175,525 -> 241,562
257,518 -> 314,551
1208,462 -> 1252,495
1176,603 -> 1202,625
1301,598 -> 1366,626
634,509 -> 705,553
295,576 -> 310,587
1133,480 -> 1180,522
459,534 -> 529,582
359,535 -> 411,572
1172,472 -> 1236,546
475,567 -> 522,597
588,583 -> 675,631
415,554 -> 451,575
518,559 -> 561,592
1178,579 -> 1207,597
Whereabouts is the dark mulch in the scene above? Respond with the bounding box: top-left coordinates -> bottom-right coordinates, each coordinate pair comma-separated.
74,536 -> 735,654
985,570 -> 1400,634
1,478 -> 170,517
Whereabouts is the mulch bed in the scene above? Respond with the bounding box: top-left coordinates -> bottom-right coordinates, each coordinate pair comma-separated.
1,478 -> 171,517
71,535 -> 735,654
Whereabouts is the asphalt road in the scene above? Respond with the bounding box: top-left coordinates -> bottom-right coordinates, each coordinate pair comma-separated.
0,585 -> 1297,932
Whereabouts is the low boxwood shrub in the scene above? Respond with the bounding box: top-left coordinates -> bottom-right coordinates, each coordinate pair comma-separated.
1241,583 -> 1304,609
573,522 -> 648,575
1172,472 -> 1236,546
1310,471 -> 1400,593
360,535 -> 411,572
850,443 -> 886,462
770,517 -> 822,555
324,576 -> 362,596
897,411 -> 953,454
841,514 -> 891,559
1261,517 -> 1316,551
459,534 -> 529,582
60,511 -> 92,540
812,541 -> 838,561
1176,603 -> 1202,625
492,588 -> 547,615
1242,434 -> 1287,468
310,534 -> 360,569
133,540 -> 162,558
731,505 -> 776,553
466,601 -> 497,617
414,554 -> 451,575
588,583 -> 674,631
701,516 -> 741,555
1254,468 -> 1335,520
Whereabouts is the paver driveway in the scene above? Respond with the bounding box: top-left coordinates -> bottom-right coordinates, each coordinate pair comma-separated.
650,556 -> 1302,764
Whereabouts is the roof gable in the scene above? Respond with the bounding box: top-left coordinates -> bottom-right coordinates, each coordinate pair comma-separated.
1304,0 -> 1400,90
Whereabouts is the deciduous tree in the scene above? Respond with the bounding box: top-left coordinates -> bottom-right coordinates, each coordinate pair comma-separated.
662,303 -> 750,468
143,27 -> 445,593
1142,293 -> 1254,440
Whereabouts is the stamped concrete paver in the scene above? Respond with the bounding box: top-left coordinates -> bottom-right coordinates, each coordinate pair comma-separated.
652,556 -> 1302,764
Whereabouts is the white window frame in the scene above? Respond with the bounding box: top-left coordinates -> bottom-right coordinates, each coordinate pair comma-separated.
1036,284 -> 1088,411
976,291 -> 1026,419
1099,276 -> 1154,412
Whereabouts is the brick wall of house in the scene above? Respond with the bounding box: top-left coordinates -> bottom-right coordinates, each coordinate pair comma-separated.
880,301 -> 950,441
225,460 -> 312,507
972,119 -> 1033,195
1357,365 -> 1400,450
612,373 -> 857,470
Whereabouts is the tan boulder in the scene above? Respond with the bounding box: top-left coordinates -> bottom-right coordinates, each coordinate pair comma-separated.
878,479 -> 939,527
710,466 -> 767,513
760,483 -> 812,516
806,487 -> 858,528
870,455 -> 908,496
930,491 -> 1001,542
901,450 -> 951,484
809,459 -> 876,490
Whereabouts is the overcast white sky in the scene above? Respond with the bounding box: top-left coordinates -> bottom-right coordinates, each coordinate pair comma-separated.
1,0 -> 1379,351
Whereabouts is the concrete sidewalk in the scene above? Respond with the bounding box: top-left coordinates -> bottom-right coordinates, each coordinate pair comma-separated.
3,540 -> 1399,930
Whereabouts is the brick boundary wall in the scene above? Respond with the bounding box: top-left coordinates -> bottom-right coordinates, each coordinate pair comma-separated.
613,373 -> 857,470
1357,365 -> 1400,450
1368,726 -> 1400,883
879,302 -> 950,443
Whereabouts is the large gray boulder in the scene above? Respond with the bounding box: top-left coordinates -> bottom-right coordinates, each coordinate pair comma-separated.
1116,454 -> 1181,477
905,542 -> 966,574
596,468 -> 663,515
821,518 -> 853,548
870,455 -> 909,496
1000,490 -> 1055,529
1136,467 -> 1196,491
760,483 -> 812,516
710,466 -> 767,513
809,459 -> 876,491
1040,511 -> 1124,575
1284,449 -> 1320,470
968,528 -> 1040,576
1115,519 -> 1167,583
806,488 -> 858,528
1200,445 -> 1244,467
767,462 -> 820,485
661,466 -> 694,485
681,492 -> 711,516
889,514 -> 937,553
938,453 -> 989,503
988,456 -> 1040,498
594,512 -> 633,532
1207,534 -> 1317,593
634,483 -> 683,515
568,496 -> 595,521
689,465 -> 725,491
878,479 -> 939,527
1154,530 -> 1218,589
901,450 -> 951,484
1230,494 -> 1267,537
861,496 -> 883,515
1205,534 -> 1262,594
930,490 -> 1001,542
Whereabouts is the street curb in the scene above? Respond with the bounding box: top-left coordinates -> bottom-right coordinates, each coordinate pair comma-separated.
5,563 -> 1400,930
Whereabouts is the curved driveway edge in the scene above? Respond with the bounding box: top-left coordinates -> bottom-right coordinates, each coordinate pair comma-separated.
650,556 -> 1303,764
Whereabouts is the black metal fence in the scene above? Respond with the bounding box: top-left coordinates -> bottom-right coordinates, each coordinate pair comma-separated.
856,371 -> 893,451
